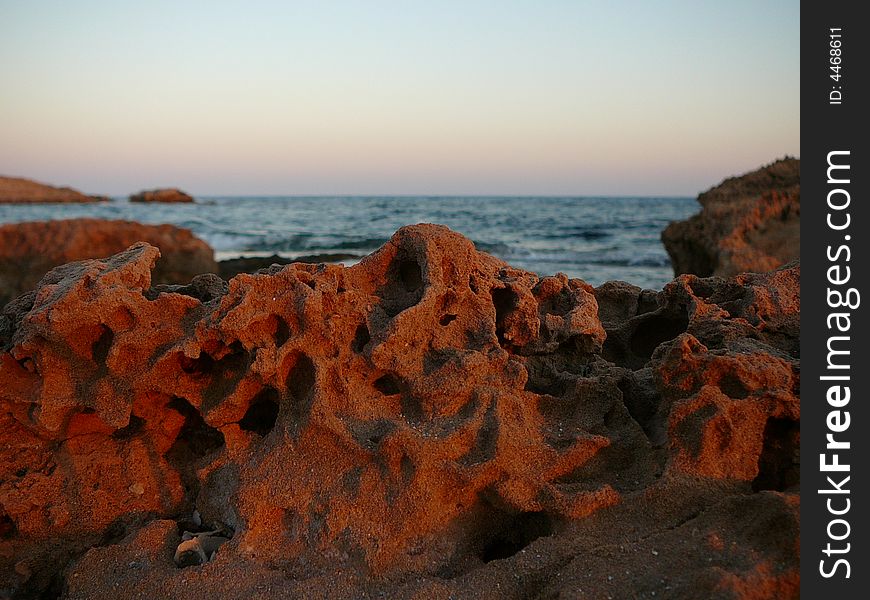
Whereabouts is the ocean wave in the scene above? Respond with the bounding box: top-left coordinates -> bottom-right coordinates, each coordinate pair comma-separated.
322,237 -> 389,250
581,256 -> 671,268
472,240 -> 513,255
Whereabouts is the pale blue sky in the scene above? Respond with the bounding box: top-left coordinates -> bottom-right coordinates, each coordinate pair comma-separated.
0,0 -> 799,195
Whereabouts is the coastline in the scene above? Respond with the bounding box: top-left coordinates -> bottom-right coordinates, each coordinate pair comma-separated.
0,161 -> 802,599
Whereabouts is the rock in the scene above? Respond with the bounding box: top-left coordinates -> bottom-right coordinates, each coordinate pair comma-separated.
0,218 -> 218,306
217,253 -> 361,280
662,158 -> 800,277
0,175 -> 107,204
0,225 -> 799,599
174,530 -> 231,567
129,188 -> 195,203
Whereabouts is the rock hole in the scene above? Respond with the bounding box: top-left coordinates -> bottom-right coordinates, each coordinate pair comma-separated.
274,316 -> 291,347
111,414 -> 146,440
376,255 -> 427,317
374,374 -> 401,395
720,372 -> 750,399
92,325 -> 114,364
687,278 -> 716,300
239,388 -> 280,436
752,417 -> 800,492
628,307 -> 689,363
166,397 -> 226,459
98,517 -> 129,547
616,374 -> 666,445
439,313 -> 457,326
0,507 -> 15,539
201,342 -> 251,410
352,322 -> 371,353
285,353 -> 316,433
479,511 -> 555,563
399,259 -> 423,292
491,287 -> 519,345
179,352 -> 215,375
165,397 -> 226,508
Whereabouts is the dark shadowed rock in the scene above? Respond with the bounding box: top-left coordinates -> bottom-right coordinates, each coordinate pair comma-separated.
217,253 -> 361,279
129,188 -> 195,203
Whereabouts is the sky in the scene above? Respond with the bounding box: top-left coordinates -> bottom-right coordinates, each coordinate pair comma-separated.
0,0 -> 799,196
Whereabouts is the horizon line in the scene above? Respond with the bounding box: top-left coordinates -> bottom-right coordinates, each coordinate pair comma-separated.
102,193 -> 699,200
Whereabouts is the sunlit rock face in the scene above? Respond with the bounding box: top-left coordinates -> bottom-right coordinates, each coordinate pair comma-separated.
0,225 -> 799,599
662,157 -> 800,278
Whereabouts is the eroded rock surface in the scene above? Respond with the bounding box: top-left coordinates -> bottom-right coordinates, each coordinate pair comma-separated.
129,188 -> 195,203
662,158 -> 800,277
0,218 -> 218,306
0,225 -> 799,599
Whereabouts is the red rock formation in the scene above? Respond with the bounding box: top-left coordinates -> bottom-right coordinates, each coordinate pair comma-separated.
0,225 -> 799,599
662,158 -> 800,277
0,176 -> 106,204
0,218 -> 218,306
129,188 -> 195,203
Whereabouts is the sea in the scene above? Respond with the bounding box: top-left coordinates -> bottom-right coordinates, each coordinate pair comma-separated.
0,196 -> 698,290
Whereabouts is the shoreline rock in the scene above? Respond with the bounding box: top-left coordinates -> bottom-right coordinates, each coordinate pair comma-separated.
0,218 -> 217,306
662,158 -> 800,277
129,188 -> 195,203
0,175 -> 107,204
0,224 -> 799,599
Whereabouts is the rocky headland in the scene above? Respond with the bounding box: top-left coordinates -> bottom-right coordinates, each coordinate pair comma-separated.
662,158 -> 800,278
0,219 -> 217,306
0,177 -> 106,204
0,223 -> 799,599
129,188 -> 195,203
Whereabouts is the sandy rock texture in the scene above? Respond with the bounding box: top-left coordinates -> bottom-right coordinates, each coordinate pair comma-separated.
662,158 -> 800,277
0,225 -> 799,599
0,218 -> 218,306
0,177 -> 105,204
129,188 -> 195,203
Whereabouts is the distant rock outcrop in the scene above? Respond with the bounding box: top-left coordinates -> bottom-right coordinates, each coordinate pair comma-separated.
217,253 -> 361,279
0,224 -> 799,599
0,218 -> 217,305
0,176 -> 106,204
662,158 -> 800,277
129,188 -> 195,203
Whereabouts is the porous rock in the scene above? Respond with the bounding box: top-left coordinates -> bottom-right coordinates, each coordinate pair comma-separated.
662,158 -> 800,277
0,225 -> 799,599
